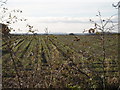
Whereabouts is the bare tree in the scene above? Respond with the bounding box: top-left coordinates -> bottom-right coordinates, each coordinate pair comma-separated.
0,0 -> 27,88
113,1 -> 120,89
0,0 -> 27,35
83,10 -> 118,89
112,1 -> 120,9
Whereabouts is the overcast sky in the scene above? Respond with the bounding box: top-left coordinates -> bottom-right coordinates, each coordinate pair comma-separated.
4,0 -> 119,33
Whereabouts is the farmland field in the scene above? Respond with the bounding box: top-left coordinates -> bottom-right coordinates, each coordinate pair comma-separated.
2,34 -> 120,89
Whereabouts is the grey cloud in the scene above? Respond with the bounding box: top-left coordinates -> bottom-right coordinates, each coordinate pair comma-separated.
36,17 -> 90,23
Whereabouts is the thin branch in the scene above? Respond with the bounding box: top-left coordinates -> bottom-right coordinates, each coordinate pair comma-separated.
103,14 -> 117,28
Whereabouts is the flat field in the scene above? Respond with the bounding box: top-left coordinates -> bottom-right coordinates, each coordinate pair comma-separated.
2,34 -> 119,88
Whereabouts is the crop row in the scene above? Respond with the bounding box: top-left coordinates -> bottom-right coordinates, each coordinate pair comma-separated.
2,35 -> 119,88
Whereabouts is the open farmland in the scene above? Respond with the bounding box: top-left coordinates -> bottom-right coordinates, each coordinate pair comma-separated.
2,34 -> 119,89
